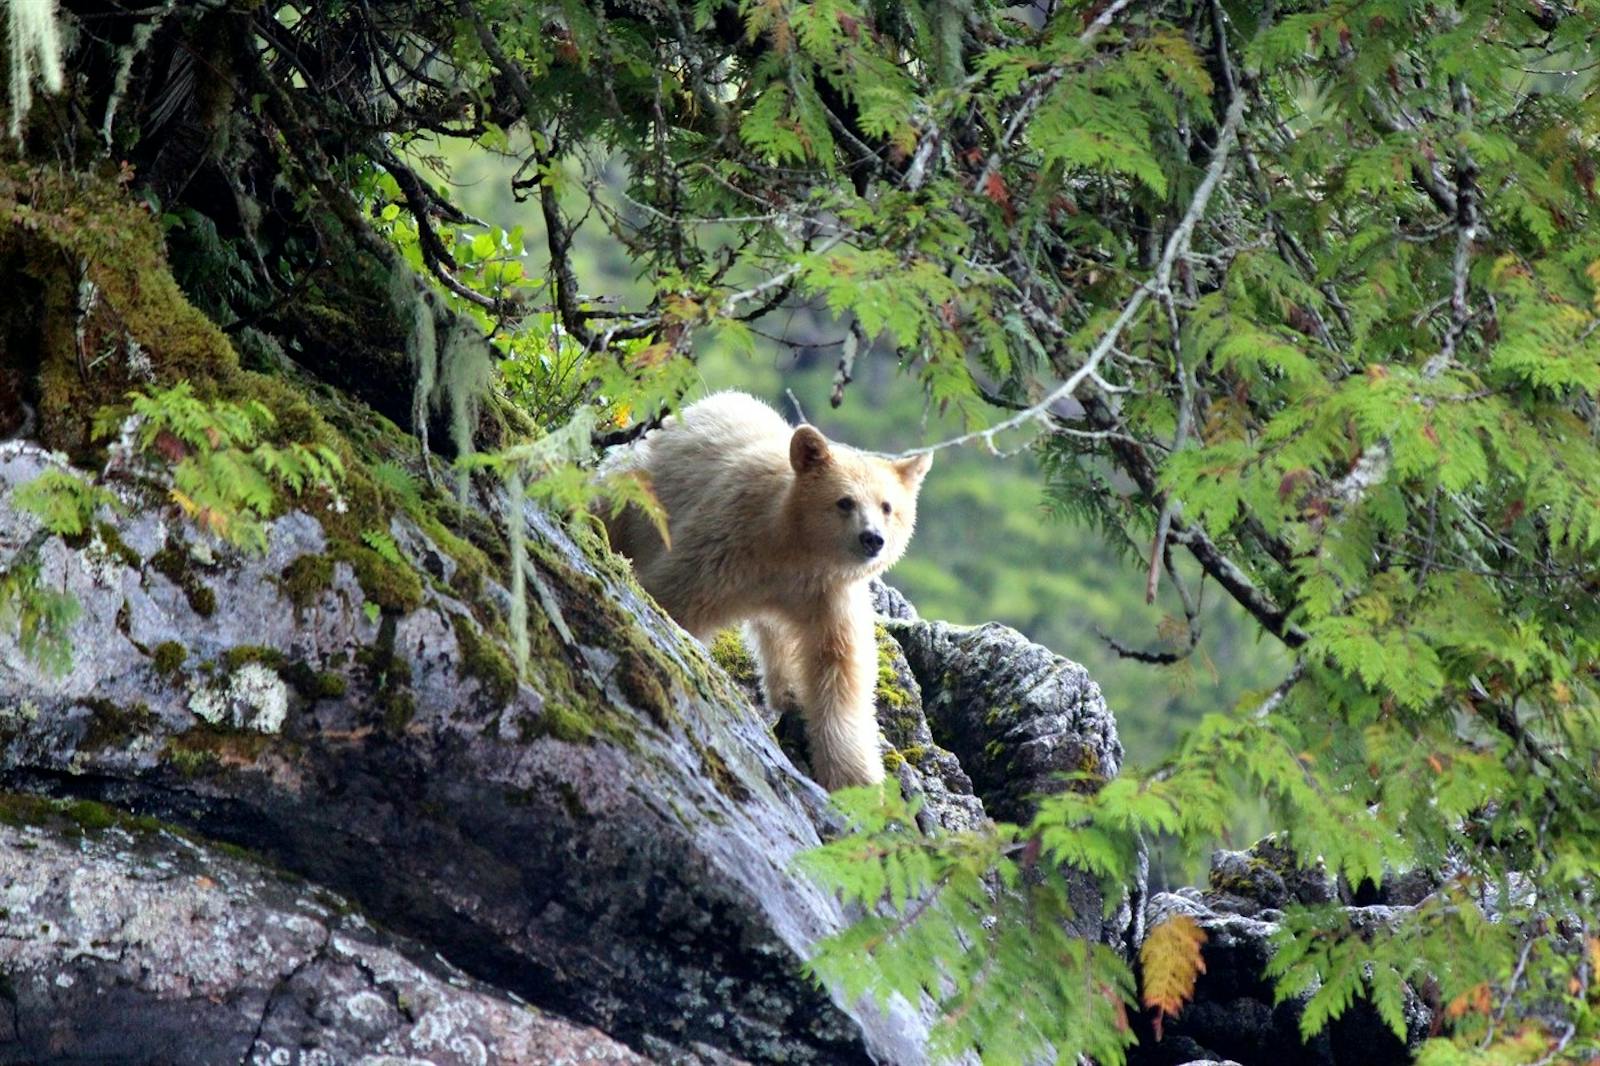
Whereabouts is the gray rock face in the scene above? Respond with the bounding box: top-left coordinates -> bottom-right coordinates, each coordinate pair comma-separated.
0,445 -> 923,1064
883,618 -> 1122,823
0,808 -> 647,1066
0,440 -> 1132,1065
868,578 -> 918,621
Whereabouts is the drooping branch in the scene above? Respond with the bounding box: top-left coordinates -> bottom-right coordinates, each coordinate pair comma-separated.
900,91 -> 1247,461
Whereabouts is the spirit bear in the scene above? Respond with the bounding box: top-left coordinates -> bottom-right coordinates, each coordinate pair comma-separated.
601,391 -> 931,789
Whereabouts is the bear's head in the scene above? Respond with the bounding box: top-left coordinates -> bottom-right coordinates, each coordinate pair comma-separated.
787,424 -> 932,578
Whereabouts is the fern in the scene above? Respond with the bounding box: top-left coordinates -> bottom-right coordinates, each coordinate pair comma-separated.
93,382 -> 344,552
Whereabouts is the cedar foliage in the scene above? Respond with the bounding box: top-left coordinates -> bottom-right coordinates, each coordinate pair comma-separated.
5,0 -> 1600,1062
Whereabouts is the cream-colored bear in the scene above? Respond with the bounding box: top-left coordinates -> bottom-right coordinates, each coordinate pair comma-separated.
601,391 -> 932,789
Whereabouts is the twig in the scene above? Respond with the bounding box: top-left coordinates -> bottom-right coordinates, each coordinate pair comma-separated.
1145,291 -> 1193,604
901,92 -> 1247,461
720,233 -> 846,318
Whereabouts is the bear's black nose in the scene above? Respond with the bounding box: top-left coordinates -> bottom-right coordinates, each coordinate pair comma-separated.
859,530 -> 885,556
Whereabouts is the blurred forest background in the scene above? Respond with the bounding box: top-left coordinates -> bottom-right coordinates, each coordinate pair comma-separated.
440,143 -> 1285,781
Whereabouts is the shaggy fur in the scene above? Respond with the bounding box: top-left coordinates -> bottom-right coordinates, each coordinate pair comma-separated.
602,391 -> 931,789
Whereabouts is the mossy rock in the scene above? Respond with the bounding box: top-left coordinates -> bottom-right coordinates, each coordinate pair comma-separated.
279,553 -> 335,610
150,545 -> 218,617
150,641 -> 187,677
451,612 -> 519,708
709,629 -> 758,689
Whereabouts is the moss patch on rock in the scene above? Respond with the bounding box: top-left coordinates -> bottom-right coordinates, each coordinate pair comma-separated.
0,793 -> 164,836
332,541 -> 423,614
279,553 -> 335,610
151,544 -> 217,617
709,630 -> 758,689
151,641 -> 187,677
451,612 -> 518,708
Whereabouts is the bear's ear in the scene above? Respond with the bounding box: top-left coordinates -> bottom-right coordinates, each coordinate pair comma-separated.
894,452 -> 932,488
790,426 -> 832,474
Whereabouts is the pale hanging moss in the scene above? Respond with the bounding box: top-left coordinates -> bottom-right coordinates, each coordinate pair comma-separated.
7,0 -> 64,139
393,270 -> 438,467
507,467 -> 528,679
439,322 -> 493,507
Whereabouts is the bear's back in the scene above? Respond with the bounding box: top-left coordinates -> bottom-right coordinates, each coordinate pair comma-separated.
642,391 -> 791,497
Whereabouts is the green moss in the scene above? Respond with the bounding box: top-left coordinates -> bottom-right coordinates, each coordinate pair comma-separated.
150,545 -> 217,617
63,800 -> 117,831
899,744 -> 929,768
617,656 -> 674,728
221,645 -> 286,672
709,630 -> 758,688
164,745 -> 217,778
312,671 -> 347,698
451,612 -> 519,707
79,698 -> 155,750
873,625 -> 914,711
3,171 -> 241,458
151,641 -> 187,677
0,792 -> 163,836
535,704 -> 595,743
279,553 -> 335,610
332,541 -> 423,614
354,638 -> 413,686
381,689 -> 417,733
95,522 -> 141,567
883,749 -> 906,772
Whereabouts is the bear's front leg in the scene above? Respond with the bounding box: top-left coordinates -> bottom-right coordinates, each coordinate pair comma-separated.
796,593 -> 885,790
747,617 -> 803,714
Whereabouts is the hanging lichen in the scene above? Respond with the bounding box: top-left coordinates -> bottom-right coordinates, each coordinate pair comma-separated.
393,270 -> 438,465
6,0 -> 64,140
439,322 -> 494,507
506,466 -> 528,680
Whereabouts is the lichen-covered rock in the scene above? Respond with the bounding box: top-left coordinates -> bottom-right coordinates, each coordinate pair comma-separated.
872,626 -> 987,834
1206,834 -> 1337,917
0,444 -> 932,1065
0,800 -> 648,1066
882,618 -> 1122,823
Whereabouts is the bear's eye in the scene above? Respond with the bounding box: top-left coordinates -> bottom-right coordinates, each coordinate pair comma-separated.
881,501 -> 892,516
836,497 -> 855,512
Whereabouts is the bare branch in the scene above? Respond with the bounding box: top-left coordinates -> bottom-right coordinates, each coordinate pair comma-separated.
902,92 -> 1248,461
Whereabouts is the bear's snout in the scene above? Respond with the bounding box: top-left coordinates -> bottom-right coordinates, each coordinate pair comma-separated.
859,530 -> 885,556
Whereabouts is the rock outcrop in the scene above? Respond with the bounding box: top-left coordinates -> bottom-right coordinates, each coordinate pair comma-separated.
0,441 -> 1126,1064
